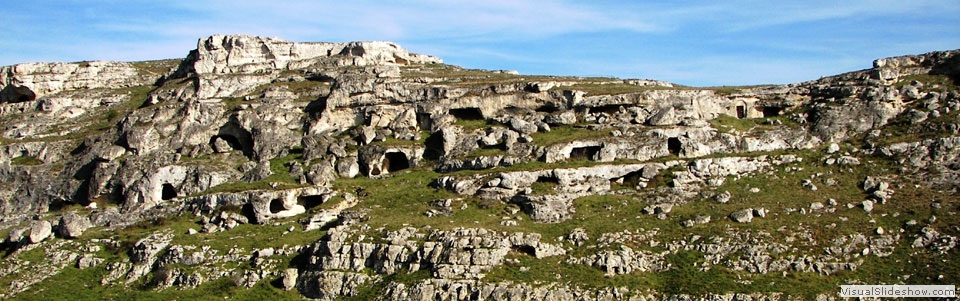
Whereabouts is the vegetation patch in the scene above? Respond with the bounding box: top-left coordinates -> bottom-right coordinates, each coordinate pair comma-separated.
530,125 -> 612,146
10,156 -> 43,166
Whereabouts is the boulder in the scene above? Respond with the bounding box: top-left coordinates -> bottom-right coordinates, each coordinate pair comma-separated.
282,268 -> 298,291
729,209 -> 753,223
59,212 -> 92,239
28,220 -> 53,244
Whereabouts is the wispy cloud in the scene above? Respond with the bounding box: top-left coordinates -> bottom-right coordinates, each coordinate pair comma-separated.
2,0 -> 958,86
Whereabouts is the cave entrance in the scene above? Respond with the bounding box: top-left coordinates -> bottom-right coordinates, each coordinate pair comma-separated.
569,146 -> 602,161
161,183 -> 177,200
762,107 -> 782,118
591,105 -> 623,115
211,135 -> 245,151
423,132 -> 444,161
0,85 -> 37,103
382,152 -> 410,173
217,122 -> 254,158
511,245 -> 537,257
535,104 -> 561,113
615,171 -> 644,189
241,203 -> 257,223
269,199 -> 286,214
667,137 -> 682,156
298,195 -> 326,210
450,108 -> 484,120
736,105 -> 746,119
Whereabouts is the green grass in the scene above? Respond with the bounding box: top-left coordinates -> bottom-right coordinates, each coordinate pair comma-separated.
196,150 -> 306,195
5,85 -> 156,144
564,83 -> 676,96
401,63 -> 620,89
530,125 -> 613,146
130,59 -> 182,77
10,269 -> 305,301
709,114 -> 758,133
709,114 -> 798,134
865,95 -> 960,145
454,118 -> 495,131
895,74 -> 957,92
10,156 -> 43,166
466,147 -> 506,159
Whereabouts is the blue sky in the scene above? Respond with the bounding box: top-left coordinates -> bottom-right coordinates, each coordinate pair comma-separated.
2,1 -> 958,86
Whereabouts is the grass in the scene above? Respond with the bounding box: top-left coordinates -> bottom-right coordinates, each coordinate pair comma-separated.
7,145 -> 959,298
709,114 -> 799,134
401,63 -> 621,90
10,269 -> 305,301
10,156 -> 43,166
864,94 -> 960,145
454,119 -> 495,131
130,59 -> 182,78
198,152 -> 306,195
480,148 -> 960,298
895,74 -> 957,92
530,124 -> 613,146
564,83 -> 676,96
709,114 -> 759,133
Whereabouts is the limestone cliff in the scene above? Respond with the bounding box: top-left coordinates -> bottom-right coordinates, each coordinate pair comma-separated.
0,35 -> 958,300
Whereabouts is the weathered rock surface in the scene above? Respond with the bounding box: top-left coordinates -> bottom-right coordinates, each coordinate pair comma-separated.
1,35 -> 959,300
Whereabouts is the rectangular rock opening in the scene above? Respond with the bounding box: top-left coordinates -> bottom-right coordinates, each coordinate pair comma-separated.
736,105 -> 746,119
510,245 -> 536,257
535,104 -> 561,113
569,146 -> 601,161
161,183 -> 177,200
667,137 -> 681,156
298,195 -> 326,210
269,199 -> 286,214
589,105 -> 623,115
613,171 -> 645,190
450,108 -> 484,120
531,176 -> 560,194
762,107 -> 782,118
383,151 -> 410,173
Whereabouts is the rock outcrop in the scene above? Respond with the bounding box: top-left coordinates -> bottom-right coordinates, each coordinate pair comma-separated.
1,35 -> 958,300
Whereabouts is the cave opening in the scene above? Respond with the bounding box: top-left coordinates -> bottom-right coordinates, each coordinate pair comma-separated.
298,195 -> 326,210
511,245 -> 537,257
217,122 -> 254,158
736,105 -> 746,119
422,133 -> 444,161
667,137 -> 682,156
0,85 -> 37,103
590,105 -> 623,115
382,152 -> 410,173
569,146 -> 602,161
762,107 -> 782,118
269,199 -> 286,214
210,135 -> 245,151
615,171 -> 645,189
161,183 -> 177,200
450,108 -> 484,120
535,104 -> 561,113
241,203 -> 257,223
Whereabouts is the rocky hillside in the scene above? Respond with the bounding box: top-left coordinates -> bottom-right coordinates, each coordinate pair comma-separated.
0,34 -> 958,300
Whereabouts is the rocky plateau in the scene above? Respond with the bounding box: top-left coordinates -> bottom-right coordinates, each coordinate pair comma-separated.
0,34 -> 958,300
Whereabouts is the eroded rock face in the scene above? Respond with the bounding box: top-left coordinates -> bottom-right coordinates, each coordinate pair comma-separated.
0,61 -> 152,100
1,35 -> 959,300
300,226 -> 565,285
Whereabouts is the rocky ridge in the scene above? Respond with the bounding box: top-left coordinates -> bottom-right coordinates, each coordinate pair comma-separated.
0,35 -> 958,300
